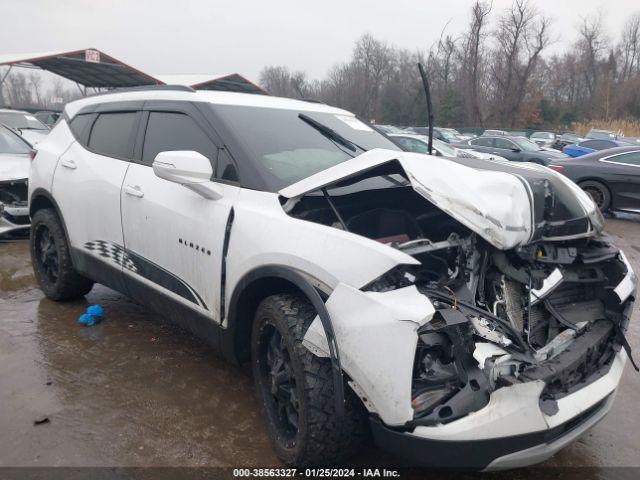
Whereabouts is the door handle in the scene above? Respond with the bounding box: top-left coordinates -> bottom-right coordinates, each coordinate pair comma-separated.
124,185 -> 144,198
60,159 -> 77,169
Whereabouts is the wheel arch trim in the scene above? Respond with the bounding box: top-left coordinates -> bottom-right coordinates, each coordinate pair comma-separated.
224,265 -> 346,419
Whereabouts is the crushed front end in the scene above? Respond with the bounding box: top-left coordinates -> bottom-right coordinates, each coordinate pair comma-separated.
287,151 -> 637,469
366,233 -> 635,469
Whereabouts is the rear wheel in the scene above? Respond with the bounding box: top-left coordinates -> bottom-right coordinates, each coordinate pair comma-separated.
251,293 -> 368,466
579,180 -> 611,212
30,208 -> 94,301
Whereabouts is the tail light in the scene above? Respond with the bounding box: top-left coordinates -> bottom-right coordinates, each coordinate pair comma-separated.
548,165 -> 564,172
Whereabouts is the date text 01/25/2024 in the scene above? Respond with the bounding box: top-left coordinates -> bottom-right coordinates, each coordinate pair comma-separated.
232,468 -> 400,477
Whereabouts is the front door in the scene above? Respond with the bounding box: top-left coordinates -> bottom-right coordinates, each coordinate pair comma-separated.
120,109 -> 239,322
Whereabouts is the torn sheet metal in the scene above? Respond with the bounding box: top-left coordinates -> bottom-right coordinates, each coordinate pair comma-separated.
615,251 -> 637,303
303,283 -> 435,425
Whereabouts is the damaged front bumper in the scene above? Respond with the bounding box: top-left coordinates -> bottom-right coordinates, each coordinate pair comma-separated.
370,350 -> 624,470
0,202 -> 30,236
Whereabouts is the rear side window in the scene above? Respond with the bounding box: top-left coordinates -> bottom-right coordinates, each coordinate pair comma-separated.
580,140 -> 612,150
142,112 -> 216,164
88,112 -> 137,159
606,151 -> 640,166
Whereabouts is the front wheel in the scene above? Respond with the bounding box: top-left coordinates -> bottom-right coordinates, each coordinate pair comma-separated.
30,208 -> 94,301
251,293 -> 368,466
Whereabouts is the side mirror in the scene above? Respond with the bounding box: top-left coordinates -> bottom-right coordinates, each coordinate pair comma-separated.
152,151 -> 223,200
511,148 -> 521,153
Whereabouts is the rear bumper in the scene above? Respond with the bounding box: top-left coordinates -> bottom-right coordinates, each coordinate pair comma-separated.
371,350 -> 625,470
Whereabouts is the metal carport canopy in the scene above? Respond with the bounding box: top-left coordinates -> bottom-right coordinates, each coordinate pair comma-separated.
153,73 -> 267,94
0,49 -> 160,88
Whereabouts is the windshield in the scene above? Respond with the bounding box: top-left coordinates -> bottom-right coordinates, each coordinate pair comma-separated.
588,130 -> 615,140
0,127 -> 32,154
0,112 -> 49,131
512,137 -> 542,152
532,132 -> 553,139
439,130 -> 460,141
211,105 -> 400,190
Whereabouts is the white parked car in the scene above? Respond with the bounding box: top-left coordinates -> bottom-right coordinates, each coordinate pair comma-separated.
0,125 -> 32,236
0,108 -> 50,145
390,133 -> 509,162
28,87 -> 637,469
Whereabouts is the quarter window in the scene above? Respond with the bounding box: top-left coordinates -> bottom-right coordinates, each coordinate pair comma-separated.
142,112 -> 216,165
88,112 -> 137,159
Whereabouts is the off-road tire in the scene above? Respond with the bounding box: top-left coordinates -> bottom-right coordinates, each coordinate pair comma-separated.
30,208 -> 94,301
579,180 -> 611,212
251,293 -> 369,466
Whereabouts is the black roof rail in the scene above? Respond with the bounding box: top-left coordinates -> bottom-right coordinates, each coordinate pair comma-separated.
85,84 -> 196,98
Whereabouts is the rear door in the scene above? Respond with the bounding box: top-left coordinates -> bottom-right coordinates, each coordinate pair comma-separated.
53,107 -> 141,290
468,137 -> 494,154
120,102 -> 240,322
599,150 -> 640,211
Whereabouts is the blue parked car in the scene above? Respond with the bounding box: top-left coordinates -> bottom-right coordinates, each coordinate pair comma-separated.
563,139 -> 632,157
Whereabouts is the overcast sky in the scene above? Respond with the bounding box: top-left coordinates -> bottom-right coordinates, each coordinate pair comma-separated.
2,0 -> 639,83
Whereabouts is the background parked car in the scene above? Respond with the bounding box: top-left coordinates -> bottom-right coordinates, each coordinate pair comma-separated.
0,108 -> 50,145
482,129 -> 508,136
563,138 -> 632,157
390,133 -> 509,162
457,135 -> 566,165
0,125 -> 32,236
553,132 -> 584,150
407,126 -> 464,143
549,146 -> 640,213
586,128 -> 619,140
530,131 -> 556,147
34,111 -> 62,127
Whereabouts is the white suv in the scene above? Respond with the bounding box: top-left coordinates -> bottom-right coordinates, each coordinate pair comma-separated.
28,86 -> 637,469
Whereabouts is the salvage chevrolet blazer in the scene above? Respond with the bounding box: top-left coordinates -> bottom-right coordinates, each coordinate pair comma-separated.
28,86 -> 637,469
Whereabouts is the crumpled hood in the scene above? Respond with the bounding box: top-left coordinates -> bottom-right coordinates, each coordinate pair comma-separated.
279,149 -> 601,250
0,154 -> 30,182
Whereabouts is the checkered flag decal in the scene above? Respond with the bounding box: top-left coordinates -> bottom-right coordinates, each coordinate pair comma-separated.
84,240 -> 138,273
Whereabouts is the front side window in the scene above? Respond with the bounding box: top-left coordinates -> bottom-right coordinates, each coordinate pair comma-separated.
142,112 -> 217,165
0,127 -> 31,154
471,137 -> 493,147
494,138 -> 516,150
396,137 -> 430,154
210,105 -> 400,191
88,112 -> 137,159
511,137 -> 541,152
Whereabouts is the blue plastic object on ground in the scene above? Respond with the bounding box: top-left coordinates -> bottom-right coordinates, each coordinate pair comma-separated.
78,304 -> 105,326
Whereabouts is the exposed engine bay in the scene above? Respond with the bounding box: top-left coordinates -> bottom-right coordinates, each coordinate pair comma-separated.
285,170 -> 636,427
